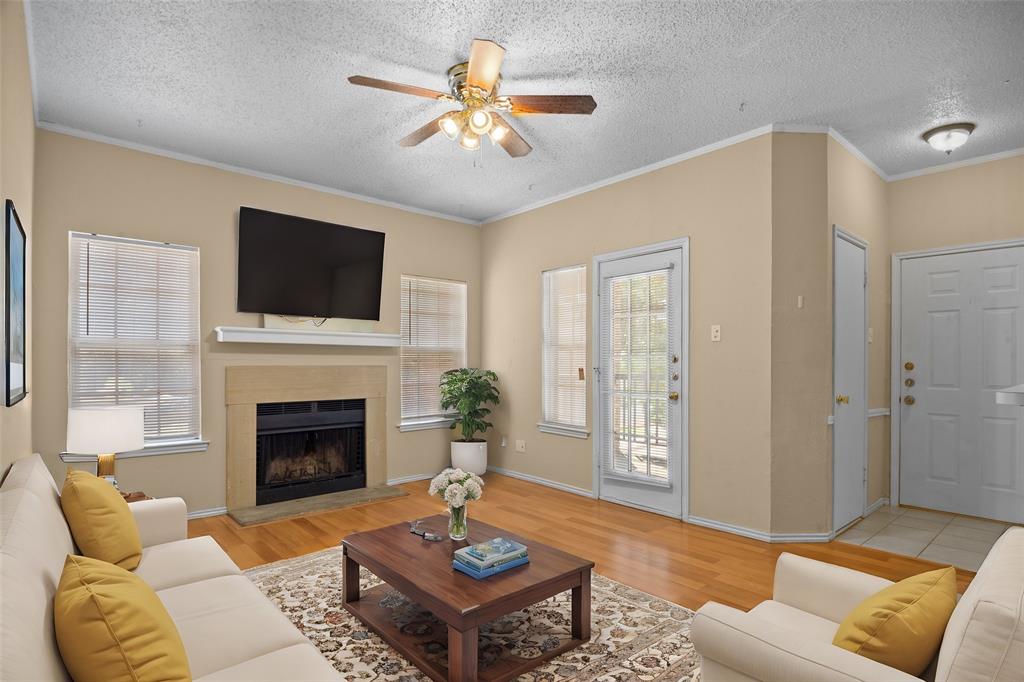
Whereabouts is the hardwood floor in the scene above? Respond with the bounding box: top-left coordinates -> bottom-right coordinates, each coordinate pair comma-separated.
188,473 -> 974,611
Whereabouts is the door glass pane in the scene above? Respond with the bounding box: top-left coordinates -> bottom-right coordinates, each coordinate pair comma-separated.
606,269 -> 670,480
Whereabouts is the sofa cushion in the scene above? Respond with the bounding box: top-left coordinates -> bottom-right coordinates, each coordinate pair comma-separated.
60,469 -> 143,569
935,526 -> 1024,682
157,575 -> 308,679
136,535 -> 242,591
195,643 -> 339,681
748,600 -> 840,643
833,565 -> 957,676
1,455 -> 77,682
55,555 -> 191,682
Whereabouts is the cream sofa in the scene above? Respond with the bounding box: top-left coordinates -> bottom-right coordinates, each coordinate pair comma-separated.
1,454 -> 341,681
692,527 -> 1024,682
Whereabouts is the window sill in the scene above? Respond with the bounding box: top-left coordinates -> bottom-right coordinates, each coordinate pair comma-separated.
59,439 -> 210,462
398,417 -> 455,433
537,422 -> 590,439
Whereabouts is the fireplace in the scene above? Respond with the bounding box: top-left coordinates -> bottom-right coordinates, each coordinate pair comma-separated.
255,399 -> 366,505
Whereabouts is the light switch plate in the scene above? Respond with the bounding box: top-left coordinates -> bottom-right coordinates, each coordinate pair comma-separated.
711,324 -> 721,342
868,327 -> 874,343
515,439 -> 526,453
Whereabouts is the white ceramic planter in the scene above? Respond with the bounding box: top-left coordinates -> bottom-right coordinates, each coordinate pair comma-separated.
451,441 -> 487,475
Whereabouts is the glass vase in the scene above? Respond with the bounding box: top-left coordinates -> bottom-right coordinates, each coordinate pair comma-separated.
448,504 -> 468,541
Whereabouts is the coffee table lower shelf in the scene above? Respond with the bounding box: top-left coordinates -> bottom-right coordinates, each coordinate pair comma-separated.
343,583 -> 586,682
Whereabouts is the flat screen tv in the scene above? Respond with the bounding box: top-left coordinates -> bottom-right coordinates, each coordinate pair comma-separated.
237,207 -> 385,320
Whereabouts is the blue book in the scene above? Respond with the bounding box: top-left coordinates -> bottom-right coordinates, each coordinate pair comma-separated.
453,555 -> 529,579
459,537 -> 528,565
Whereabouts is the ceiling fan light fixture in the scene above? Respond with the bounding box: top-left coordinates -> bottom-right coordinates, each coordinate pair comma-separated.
438,112 -> 462,140
459,130 -> 480,151
922,122 -> 976,154
468,109 -> 493,135
489,124 -> 508,143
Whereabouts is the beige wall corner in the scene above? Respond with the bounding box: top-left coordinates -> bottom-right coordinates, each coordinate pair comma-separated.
827,136 -> 891,507
30,130 -> 481,510
888,154 -> 1024,255
481,134 -> 775,532
769,132 -> 832,534
0,0 -> 35,473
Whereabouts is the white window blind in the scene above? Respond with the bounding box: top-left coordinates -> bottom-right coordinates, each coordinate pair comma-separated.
68,232 -> 201,445
400,275 -> 467,422
542,265 -> 588,428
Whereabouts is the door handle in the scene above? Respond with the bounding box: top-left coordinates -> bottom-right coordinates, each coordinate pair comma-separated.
903,395 -> 916,406
904,361 -> 915,371
668,391 -> 680,401
836,394 -> 850,405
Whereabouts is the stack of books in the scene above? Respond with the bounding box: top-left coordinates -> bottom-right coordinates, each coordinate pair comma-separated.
453,537 -> 529,579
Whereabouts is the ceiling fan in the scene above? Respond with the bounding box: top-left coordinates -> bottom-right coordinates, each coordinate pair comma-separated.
348,39 -> 596,158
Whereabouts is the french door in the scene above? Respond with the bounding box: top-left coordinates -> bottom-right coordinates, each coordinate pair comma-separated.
594,242 -> 687,518
898,244 -> 1024,523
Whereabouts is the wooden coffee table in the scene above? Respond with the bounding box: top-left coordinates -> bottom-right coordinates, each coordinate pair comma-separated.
342,515 -> 593,682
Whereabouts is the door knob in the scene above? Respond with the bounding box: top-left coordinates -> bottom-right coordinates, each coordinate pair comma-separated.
904,378 -> 915,387
668,391 -> 680,401
903,395 -> 916,405
836,394 -> 850,405
904,361 -> 915,371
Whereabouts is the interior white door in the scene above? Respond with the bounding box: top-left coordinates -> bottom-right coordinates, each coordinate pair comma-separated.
595,246 -> 685,518
833,231 -> 868,531
899,245 -> 1024,524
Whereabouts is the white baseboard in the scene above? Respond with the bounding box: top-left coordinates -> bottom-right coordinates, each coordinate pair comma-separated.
864,497 -> 890,516
187,506 -> 227,520
386,473 -> 436,486
486,465 -> 593,498
687,515 -> 834,544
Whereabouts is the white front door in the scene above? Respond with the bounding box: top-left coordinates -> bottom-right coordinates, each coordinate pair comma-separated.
899,245 -> 1024,524
833,230 -> 868,531
594,244 -> 686,518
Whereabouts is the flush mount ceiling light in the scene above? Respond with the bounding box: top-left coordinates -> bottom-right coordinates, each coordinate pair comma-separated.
348,39 -> 597,158
922,122 -> 976,155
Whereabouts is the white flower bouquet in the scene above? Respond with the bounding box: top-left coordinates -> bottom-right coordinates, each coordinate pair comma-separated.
428,468 -> 484,540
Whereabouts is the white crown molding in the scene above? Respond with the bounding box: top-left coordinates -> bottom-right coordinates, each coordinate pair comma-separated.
827,127 -> 889,181
23,0 -> 41,125
35,121 -> 482,225
887,147 -> 1024,182
482,125 -> 777,223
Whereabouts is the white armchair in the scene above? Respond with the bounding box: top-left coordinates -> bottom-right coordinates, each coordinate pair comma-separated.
693,529 -> 1024,682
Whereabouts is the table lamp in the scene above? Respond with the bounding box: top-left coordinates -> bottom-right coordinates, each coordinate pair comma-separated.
66,407 -> 145,486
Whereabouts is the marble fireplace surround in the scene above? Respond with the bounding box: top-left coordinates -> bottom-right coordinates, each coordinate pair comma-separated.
225,365 -> 387,511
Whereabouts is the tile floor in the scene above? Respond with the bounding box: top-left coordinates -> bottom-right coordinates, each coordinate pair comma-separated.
836,506 -> 1015,572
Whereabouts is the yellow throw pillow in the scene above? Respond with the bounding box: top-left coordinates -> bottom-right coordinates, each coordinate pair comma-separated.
61,469 -> 142,570
55,555 -> 192,682
832,566 -> 957,675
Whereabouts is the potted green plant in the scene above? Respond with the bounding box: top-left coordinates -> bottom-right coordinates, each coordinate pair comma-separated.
439,368 -> 500,475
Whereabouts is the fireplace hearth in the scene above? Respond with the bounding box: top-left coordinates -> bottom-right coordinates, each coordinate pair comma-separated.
255,399 -> 366,505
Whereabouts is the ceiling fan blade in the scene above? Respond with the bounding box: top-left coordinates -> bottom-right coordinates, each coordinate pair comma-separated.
490,113 -> 532,157
347,75 -> 450,101
398,113 -> 451,147
507,95 -> 597,115
466,39 -> 505,93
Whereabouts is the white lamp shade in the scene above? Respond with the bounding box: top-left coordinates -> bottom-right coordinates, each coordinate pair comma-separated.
66,407 -> 145,454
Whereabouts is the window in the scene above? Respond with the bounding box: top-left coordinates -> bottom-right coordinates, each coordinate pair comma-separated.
539,265 -> 589,438
68,232 -> 202,449
400,275 -> 467,429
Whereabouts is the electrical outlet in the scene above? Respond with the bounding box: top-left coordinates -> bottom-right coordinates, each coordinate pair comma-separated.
500,435 -> 507,448
711,324 -> 722,342
797,295 -> 805,309
868,327 -> 874,343
515,439 -> 526,453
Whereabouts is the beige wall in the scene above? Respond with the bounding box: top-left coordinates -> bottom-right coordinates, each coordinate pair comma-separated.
0,0 -> 35,474
481,135 -> 776,532
827,137 -> 891,507
888,155 -> 1024,254
31,130 -> 481,511
769,133 -> 832,534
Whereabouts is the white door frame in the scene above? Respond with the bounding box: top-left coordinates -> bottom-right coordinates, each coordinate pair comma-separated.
832,225 -> 869,531
591,237 -> 690,520
889,237 -> 1024,510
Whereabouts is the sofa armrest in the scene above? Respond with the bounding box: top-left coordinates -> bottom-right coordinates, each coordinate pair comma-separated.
692,602 -> 921,682
772,552 -> 893,623
128,497 -> 187,547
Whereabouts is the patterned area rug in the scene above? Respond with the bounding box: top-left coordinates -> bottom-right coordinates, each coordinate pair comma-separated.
245,546 -> 701,681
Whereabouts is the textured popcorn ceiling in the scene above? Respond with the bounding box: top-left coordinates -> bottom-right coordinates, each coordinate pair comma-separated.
26,1 -> 1024,222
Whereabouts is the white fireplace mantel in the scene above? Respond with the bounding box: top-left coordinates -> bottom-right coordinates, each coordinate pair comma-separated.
214,325 -> 400,348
